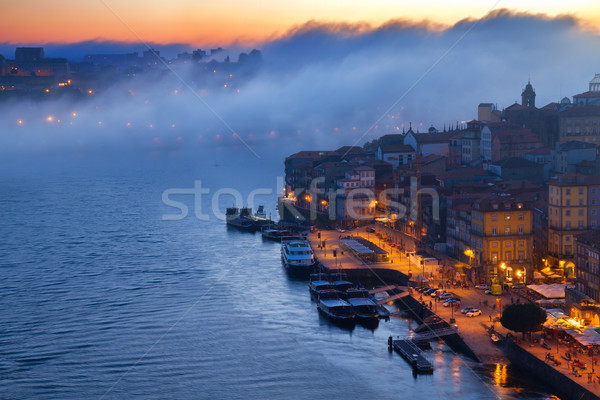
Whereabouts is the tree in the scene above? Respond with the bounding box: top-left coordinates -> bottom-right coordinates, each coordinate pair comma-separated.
500,303 -> 547,339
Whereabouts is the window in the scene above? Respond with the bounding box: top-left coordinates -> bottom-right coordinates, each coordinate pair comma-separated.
579,221 -> 584,229
492,227 -> 498,235
505,251 -> 512,261
518,225 -> 524,234
504,241 -> 512,247
504,226 -> 511,234
566,199 -> 571,206
566,210 -> 571,217
491,214 -> 497,221
491,241 -> 498,248
518,213 -> 524,221
579,188 -> 584,195
579,199 -> 584,206
491,253 -> 498,263
578,209 -> 584,216
566,189 -> 571,195
518,240 -> 525,247
566,221 -> 571,229
518,251 -> 525,260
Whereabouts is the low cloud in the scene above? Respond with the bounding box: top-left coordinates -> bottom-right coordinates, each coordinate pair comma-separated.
1,9 -> 599,167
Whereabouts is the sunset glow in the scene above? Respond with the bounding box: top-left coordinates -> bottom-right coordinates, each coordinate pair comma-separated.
1,0 -> 599,45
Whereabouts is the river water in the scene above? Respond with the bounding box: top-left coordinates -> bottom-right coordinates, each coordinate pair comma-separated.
0,157 -> 559,399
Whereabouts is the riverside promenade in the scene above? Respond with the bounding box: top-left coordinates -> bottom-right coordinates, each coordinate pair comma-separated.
307,228 -> 507,364
308,227 -> 600,398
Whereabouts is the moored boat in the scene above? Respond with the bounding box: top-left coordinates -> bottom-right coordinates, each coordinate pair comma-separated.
317,297 -> 355,326
262,227 -> 302,242
345,289 -> 379,326
226,207 -> 257,231
281,240 -> 316,276
309,280 -> 333,299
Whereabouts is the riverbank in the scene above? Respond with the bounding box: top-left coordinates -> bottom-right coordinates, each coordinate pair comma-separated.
309,227 -> 600,399
308,229 -> 505,363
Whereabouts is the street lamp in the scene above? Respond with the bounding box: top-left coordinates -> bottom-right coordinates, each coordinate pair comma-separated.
516,270 -> 522,285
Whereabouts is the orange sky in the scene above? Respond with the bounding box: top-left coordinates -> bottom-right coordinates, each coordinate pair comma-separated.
1,0 -> 600,45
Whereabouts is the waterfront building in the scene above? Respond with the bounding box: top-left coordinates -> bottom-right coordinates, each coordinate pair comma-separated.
335,166 -> 377,223
548,174 -> 600,277
471,196 -> 534,285
566,230 -> 600,326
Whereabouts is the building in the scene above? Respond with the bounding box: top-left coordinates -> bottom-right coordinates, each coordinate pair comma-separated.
471,196 -> 534,285
460,121 -> 482,164
574,230 -> 600,304
572,74 -> 600,106
376,144 -> 415,169
488,157 -> 544,185
557,74 -> 600,146
490,128 -> 543,162
559,106 -> 600,147
502,81 -> 560,148
448,132 -> 462,167
335,166 -> 377,222
525,147 -> 553,182
552,141 -> 598,174
403,129 -> 451,157
548,174 -> 600,276
478,103 -> 501,122
480,122 -> 520,161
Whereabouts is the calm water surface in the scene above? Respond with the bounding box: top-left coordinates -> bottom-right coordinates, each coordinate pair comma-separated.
0,159 -> 559,399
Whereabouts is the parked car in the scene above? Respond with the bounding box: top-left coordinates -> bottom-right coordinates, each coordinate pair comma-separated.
423,288 -> 436,295
366,227 -> 376,233
475,284 -> 490,290
461,306 -> 475,314
466,309 -> 482,317
438,293 -> 455,300
443,299 -> 461,307
430,289 -> 446,298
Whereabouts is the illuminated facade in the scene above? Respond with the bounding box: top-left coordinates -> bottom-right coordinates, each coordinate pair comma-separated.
548,174 -> 600,277
471,197 -> 534,285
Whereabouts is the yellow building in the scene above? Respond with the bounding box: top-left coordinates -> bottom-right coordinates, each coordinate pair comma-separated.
548,174 -> 596,277
471,197 -> 533,285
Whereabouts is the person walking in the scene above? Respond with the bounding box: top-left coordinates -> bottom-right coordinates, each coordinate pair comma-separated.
489,314 -> 492,322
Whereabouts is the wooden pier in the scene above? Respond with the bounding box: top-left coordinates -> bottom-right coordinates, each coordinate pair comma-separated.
389,337 -> 434,374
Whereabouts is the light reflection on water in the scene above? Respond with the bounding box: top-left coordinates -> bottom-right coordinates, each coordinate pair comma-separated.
0,162 -> 560,399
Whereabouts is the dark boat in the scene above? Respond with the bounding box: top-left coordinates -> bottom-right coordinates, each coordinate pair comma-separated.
317,297 -> 355,326
332,279 -> 354,296
309,280 -> 333,299
346,296 -> 379,327
262,227 -> 302,241
226,207 -> 256,231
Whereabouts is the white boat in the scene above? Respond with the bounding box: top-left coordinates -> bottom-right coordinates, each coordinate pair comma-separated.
281,240 -> 316,276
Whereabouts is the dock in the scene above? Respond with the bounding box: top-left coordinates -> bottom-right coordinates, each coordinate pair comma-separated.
389,337 -> 434,374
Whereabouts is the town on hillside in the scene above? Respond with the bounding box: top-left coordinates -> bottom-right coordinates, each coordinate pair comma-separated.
282,75 -> 600,325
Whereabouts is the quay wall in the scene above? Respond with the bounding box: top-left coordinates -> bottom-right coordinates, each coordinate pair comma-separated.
397,294 -> 480,362
319,262 -> 479,362
501,340 -> 599,400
